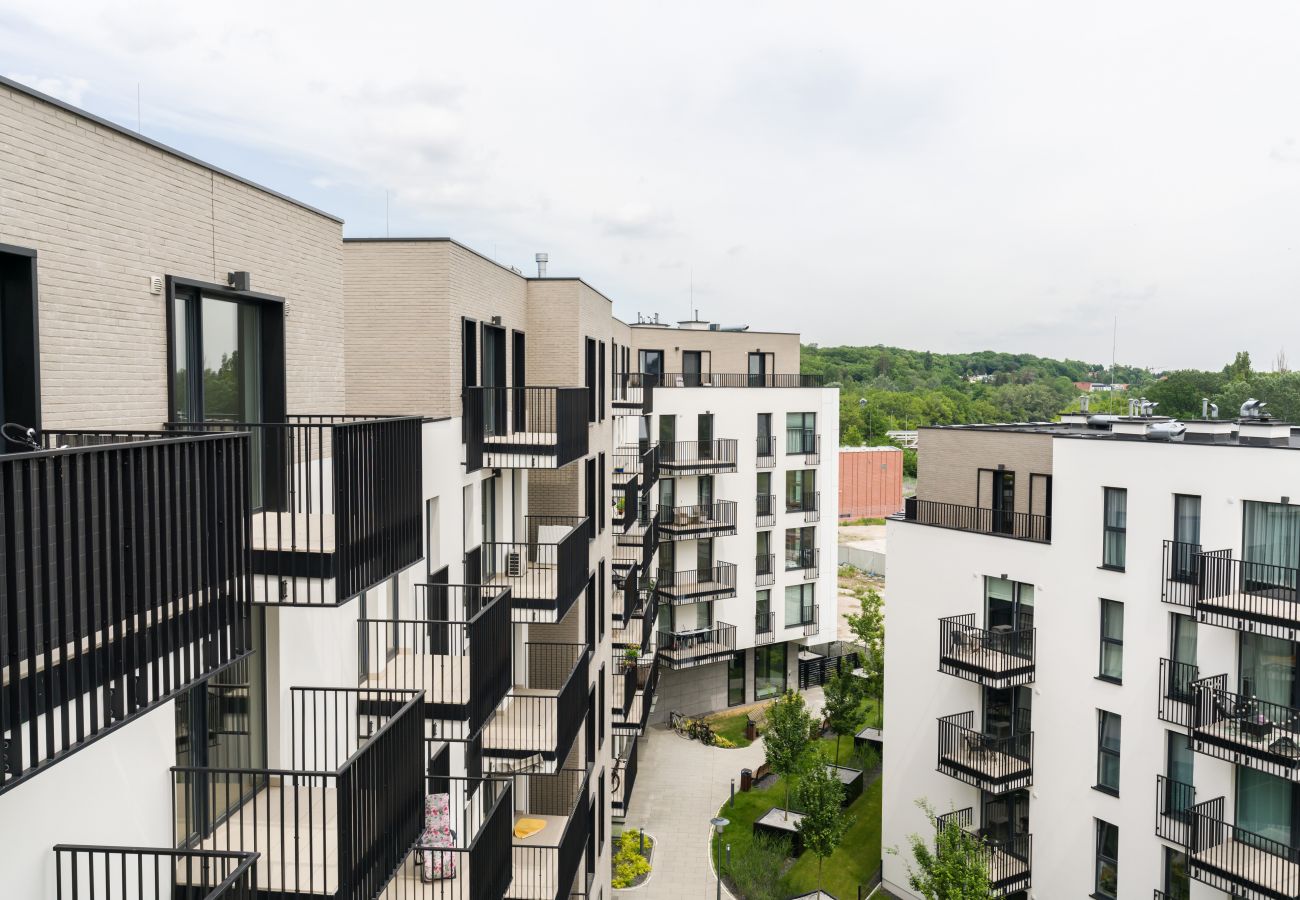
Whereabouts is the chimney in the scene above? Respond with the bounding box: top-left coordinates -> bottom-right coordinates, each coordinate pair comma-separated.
535,253 -> 548,278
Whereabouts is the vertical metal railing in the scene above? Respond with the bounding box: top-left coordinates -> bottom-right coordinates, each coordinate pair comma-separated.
937,614 -> 1035,686
1,431 -> 251,795
756,611 -> 775,644
656,500 -> 738,539
53,845 -> 259,899
655,623 -> 736,668
936,711 -> 1033,792
1187,795 -> 1300,897
510,766 -> 593,900
654,563 -> 738,602
1157,657 -> 1198,726
1155,774 -> 1196,845
463,387 -> 589,472
656,439 -> 739,474
481,516 -> 590,622
756,436 -> 776,468
1161,540 -> 1203,606
483,643 -> 589,762
903,497 -> 1051,543
756,492 -> 776,526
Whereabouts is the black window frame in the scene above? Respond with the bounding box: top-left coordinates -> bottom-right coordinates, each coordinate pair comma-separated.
598,340 -> 606,420
1102,486 -> 1127,570
585,338 -> 597,423
1095,710 -> 1121,795
1093,818 -> 1119,899
585,457 -> 597,541
1098,598 -> 1124,683
0,243 -> 42,443
598,451 -> 606,533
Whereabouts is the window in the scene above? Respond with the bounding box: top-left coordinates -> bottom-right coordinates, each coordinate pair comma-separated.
585,338 -> 597,422
1239,632 -> 1297,707
598,452 -> 606,533
1098,599 -> 1123,682
1172,494 -> 1201,580
784,584 -> 815,627
756,590 -> 772,632
171,287 -> 280,425
786,469 -> 816,512
1243,500 -> 1300,580
785,526 -> 815,569
757,472 -> 773,518
1163,847 -> 1189,900
1165,730 -> 1194,816
748,352 -> 770,386
0,244 -> 41,441
1237,767 -> 1295,849
598,560 -> 606,639
786,412 -> 816,454
683,350 -> 705,386
754,644 -> 787,700
727,653 -> 746,706
1169,614 -> 1197,699
1094,819 -> 1118,899
1102,488 -> 1127,569
598,341 -> 606,419
757,413 -> 773,458
461,318 -> 477,390
638,349 -> 664,379
1096,711 -> 1121,794
585,457 -> 596,539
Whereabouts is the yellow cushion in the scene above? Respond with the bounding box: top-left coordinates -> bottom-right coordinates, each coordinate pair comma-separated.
513,817 -> 547,839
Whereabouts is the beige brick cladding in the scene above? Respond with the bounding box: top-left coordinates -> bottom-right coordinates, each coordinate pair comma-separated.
0,82 -> 344,429
915,427 -> 1054,515
627,325 -> 801,374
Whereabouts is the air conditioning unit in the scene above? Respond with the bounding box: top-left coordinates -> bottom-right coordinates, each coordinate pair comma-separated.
507,552 -> 523,577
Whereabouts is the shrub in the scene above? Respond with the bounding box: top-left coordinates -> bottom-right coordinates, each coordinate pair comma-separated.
612,831 -> 653,888
721,832 -> 790,900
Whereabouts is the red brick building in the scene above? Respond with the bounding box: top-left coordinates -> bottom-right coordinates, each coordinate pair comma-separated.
838,446 -> 904,519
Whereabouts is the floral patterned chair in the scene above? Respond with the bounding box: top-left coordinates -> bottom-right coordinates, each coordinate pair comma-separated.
421,793 -> 457,882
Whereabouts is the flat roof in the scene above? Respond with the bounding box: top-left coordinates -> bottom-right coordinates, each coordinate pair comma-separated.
0,75 -> 343,224
920,419 -> 1300,450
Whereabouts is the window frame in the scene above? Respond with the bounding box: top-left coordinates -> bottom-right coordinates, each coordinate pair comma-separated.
1101,487 -> 1127,570
1098,598 -> 1124,683
1095,710 -> 1122,795
1093,818 -> 1119,899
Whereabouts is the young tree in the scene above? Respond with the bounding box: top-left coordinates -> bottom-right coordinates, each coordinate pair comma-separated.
845,586 -> 884,727
795,761 -> 851,895
898,800 -> 992,900
821,664 -> 864,766
764,689 -> 817,819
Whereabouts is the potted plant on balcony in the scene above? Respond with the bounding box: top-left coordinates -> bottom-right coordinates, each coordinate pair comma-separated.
624,646 -> 640,663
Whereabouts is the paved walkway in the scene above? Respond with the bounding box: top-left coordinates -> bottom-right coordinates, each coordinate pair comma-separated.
616,688 -> 826,900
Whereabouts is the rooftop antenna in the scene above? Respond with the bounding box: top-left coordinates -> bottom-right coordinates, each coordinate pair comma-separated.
136,83 -> 141,133
689,267 -> 694,320
385,190 -> 390,237
1110,315 -> 1118,411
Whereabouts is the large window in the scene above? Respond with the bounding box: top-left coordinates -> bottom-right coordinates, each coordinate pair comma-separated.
171,288 -> 277,424
784,584 -> 815,628
1098,599 -> 1124,682
1239,632 -> 1297,707
1096,710 -> 1121,794
1102,487 -> 1127,569
1166,730 -> 1194,815
757,472 -> 773,517
1094,819 -> 1118,899
727,653 -> 746,707
785,526 -> 815,569
786,412 -> 816,454
985,577 -> 1034,633
1163,847 -> 1189,900
638,349 -> 664,378
1237,767 -> 1295,849
786,469 -> 816,512
1243,500 -> 1300,590
757,413 -> 773,455
754,644 -> 787,700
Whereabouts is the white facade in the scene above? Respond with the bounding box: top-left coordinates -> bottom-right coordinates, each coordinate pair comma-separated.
883,419 -> 1300,900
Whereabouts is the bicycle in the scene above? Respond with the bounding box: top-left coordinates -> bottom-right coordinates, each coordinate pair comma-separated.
670,710 -> 691,738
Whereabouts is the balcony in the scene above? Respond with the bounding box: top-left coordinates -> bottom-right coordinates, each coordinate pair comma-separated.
1186,796 -> 1300,899
614,516 -> 658,576
464,386 -> 589,472
166,414 -> 425,606
785,547 -> 820,580
657,439 -> 738,476
1190,675 -> 1300,780
612,656 -> 659,734
931,808 -> 1032,897
656,563 -> 738,603
757,493 -> 776,526
936,711 -> 1033,794
482,516 -> 590,624
612,583 -> 658,656
652,372 -> 825,389
656,622 -> 737,670
359,582 -> 512,740
756,611 -> 776,645
1155,774 -> 1196,846
938,615 -> 1035,689
1194,551 -> 1300,639
901,497 -> 1051,543
1,431 -> 252,795
757,436 -> 776,468
657,501 -> 738,540
756,553 -> 776,586
612,735 -> 639,814
1158,657 -> 1198,727
612,373 -> 654,415
612,444 -> 658,496
787,490 -> 820,523
786,429 -> 821,465
1161,539 -> 1204,607
482,643 -> 589,769
508,766 -> 592,900
172,686 -> 424,899
53,845 -> 258,898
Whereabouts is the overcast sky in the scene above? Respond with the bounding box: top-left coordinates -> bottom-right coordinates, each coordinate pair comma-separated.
5,1 -> 1300,370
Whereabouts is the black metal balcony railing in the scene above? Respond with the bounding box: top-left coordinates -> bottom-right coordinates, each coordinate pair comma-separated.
930,808 -> 1032,897
1196,551 -> 1300,638
1155,774 -> 1196,845
902,496 -> 1052,543
1161,540 -> 1205,607
612,373 -> 654,415
785,547 -> 820,579
359,583 -> 512,740
937,711 -> 1033,794
757,436 -> 776,468
53,845 -> 259,899
786,429 -> 821,464
172,686 -> 423,899
757,492 -> 776,526
788,490 -> 820,522
612,735 -> 639,813
756,611 -> 776,644
613,589 -> 658,656
1186,795 -> 1300,899
790,604 -> 818,636
509,766 -> 593,900
655,563 -> 738,603
1191,675 -> 1300,780
756,553 -> 776,586
938,615 -> 1036,689
382,774 -> 514,900
482,516 -> 590,624
657,501 -> 738,539
651,372 -> 824,389
1,431 -> 252,796
657,439 -> 739,475
614,517 -> 658,575
1158,657 -> 1199,726
168,414 -> 425,606
613,655 -> 659,734
656,622 -> 737,670
464,386 -> 589,472
482,642 -> 589,766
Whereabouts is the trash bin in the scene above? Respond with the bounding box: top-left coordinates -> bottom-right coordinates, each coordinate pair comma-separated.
740,768 -> 753,792
745,717 -> 757,741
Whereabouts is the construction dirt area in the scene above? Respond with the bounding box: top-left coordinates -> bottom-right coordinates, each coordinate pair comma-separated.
836,523 -> 886,642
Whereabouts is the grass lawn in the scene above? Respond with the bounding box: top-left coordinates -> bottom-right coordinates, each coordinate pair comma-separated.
708,710 -> 754,747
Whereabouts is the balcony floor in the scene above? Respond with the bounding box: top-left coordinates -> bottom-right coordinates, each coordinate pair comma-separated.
360,650 -> 471,706
482,689 -> 560,755
380,850 -> 475,899
939,743 -> 1031,788
988,846 -> 1030,890
251,510 -> 336,553
940,644 -> 1034,681
660,639 -> 732,667
1200,588 -> 1300,628
509,813 -> 571,900
657,579 -> 734,601
483,565 -> 558,601
1194,837 -> 1300,897
1195,720 -> 1300,773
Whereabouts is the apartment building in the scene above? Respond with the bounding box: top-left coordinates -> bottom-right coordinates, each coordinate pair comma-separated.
0,74 -> 837,899
882,410 -> 1300,900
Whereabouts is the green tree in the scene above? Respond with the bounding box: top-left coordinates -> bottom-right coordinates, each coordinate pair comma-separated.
845,586 -> 884,724
794,761 -> 851,895
822,664 -> 864,765
1224,350 -> 1253,381
764,689 -> 817,819
899,800 -> 992,900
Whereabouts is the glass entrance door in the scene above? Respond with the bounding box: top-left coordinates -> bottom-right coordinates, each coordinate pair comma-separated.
683,351 -> 703,387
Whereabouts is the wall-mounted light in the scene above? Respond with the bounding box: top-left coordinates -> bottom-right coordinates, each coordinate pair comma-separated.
227,271 -> 251,291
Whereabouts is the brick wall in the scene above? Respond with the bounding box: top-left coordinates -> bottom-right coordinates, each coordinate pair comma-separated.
628,326 -> 801,375
915,428 -> 1054,514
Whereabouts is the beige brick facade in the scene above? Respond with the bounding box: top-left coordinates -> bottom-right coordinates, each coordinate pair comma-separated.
0,82 -> 344,429
627,324 -> 801,374
916,427 -> 1054,515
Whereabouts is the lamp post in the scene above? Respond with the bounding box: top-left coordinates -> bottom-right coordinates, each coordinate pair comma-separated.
710,816 -> 730,900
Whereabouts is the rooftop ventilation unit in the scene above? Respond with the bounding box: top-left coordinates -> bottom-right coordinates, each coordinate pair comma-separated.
1240,398 -> 1268,420
1144,421 -> 1186,441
